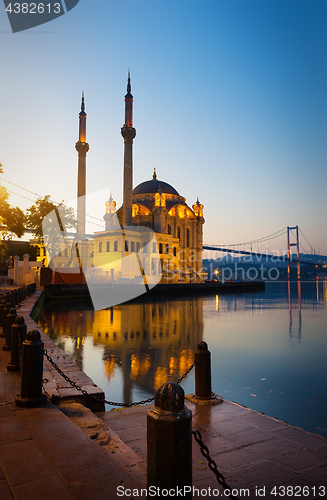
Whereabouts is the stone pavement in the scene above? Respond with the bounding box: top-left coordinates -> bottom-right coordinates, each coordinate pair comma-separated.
98,402 -> 327,499
0,289 -> 326,499
0,337 -> 147,500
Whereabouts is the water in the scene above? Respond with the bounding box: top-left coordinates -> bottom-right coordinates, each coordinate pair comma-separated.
38,281 -> 327,437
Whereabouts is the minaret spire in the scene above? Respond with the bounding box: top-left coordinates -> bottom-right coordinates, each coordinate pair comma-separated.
81,92 -> 85,113
121,73 -> 136,228
75,92 -> 89,238
126,71 -> 131,94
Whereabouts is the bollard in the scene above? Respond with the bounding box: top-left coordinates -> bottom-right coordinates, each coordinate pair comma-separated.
147,382 -> 192,497
7,316 -> 27,372
13,289 -> 19,305
2,307 -> 17,351
0,297 -> 6,336
15,330 -> 47,408
9,291 -> 15,307
195,341 -> 212,399
0,302 -> 11,337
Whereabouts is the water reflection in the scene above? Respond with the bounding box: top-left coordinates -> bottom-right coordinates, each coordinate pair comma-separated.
38,282 -> 327,436
288,280 -> 302,339
40,296 -> 203,405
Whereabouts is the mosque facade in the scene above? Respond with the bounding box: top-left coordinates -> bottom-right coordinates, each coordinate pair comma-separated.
43,75 -> 205,284
92,75 -> 205,283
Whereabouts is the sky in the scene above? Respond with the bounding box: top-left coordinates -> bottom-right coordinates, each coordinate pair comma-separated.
0,0 -> 326,255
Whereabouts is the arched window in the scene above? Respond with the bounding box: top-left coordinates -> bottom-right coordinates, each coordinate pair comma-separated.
125,240 -> 129,252
106,241 -> 110,252
186,228 -> 190,247
177,226 -> 181,240
114,240 -> 118,252
159,243 -> 163,254
99,242 -> 102,253
173,247 -> 177,257
165,244 -> 169,254
168,224 -> 171,235
131,241 -> 135,252
136,242 -> 141,253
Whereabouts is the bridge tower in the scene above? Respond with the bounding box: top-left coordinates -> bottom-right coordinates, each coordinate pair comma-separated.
287,226 -> 300,280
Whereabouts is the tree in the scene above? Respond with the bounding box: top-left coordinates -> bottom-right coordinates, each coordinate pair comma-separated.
0,163 -> 26,239
26,195 -> 77,239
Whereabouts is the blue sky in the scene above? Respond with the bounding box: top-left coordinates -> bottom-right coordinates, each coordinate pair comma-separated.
0,0 -> 326,254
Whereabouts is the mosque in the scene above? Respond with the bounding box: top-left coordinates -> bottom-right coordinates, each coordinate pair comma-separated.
51,75 -> 205,284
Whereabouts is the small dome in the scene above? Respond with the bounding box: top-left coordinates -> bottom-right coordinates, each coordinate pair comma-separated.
133,179 -> 180,196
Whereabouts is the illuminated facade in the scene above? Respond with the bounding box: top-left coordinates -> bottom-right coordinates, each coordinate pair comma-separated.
94,75 -> 205,283
35,77 -> 205,284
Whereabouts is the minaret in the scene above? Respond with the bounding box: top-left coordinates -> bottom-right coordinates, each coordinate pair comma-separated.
121,73 -> 136,228
75,93 -> 89,239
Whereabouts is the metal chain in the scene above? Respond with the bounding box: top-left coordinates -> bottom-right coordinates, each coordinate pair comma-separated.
192,430 -> 239,499
43,349 -> 195,408
18,332 -> 23,368
176,361 -> 195,384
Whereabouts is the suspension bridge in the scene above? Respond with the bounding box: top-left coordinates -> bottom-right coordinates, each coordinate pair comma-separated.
203,226 -> 327,280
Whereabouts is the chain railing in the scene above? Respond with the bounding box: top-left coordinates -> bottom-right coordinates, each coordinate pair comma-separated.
18,332 -> 23,369
44,349 -> 194,408
192,430 -> 239,499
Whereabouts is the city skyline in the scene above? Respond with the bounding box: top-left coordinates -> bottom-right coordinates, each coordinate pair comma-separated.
0,0 -> 326,254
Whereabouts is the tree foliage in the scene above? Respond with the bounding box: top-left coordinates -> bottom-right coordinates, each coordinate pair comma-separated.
0,163 -> 26,239
26,195 -> 77,239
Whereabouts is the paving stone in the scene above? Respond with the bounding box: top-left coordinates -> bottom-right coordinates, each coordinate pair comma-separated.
24,414 -> 128,487
115,425 -> 147,443
231,460 -> 296,491
236,411 -> 287,431
215,401 -> 251,416
128,441 -> 147,462
220,425 -> 276,447
302,463 -> 327,484
245,435 -> 303,459
0,440 -> 57,487
69,473 -> 146,500
11,475 -> 75,500
274,426 -> 327,450
202,416 -> 255,434
0,479 -> 14,500
315,444 -> 327,458
0,416 -> 31,445
212,447 -> 266,472
0,404 -> 14,418
272,449 -> 327,473
101,416 -> 143,431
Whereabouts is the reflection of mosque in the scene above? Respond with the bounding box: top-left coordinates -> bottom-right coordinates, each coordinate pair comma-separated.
39,297 -> 204,405
93,298 -> 203,404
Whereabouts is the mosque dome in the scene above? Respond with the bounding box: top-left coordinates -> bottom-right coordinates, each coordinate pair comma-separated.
133,169 -> 180,196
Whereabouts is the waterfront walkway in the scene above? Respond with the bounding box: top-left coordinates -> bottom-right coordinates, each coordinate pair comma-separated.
0,289 -> 326,499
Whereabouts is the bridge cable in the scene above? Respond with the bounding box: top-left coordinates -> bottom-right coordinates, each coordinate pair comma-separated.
209,227 -> 287,249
